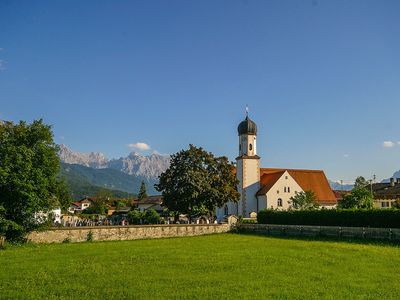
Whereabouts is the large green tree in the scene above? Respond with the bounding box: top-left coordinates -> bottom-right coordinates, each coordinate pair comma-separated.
338,187 -> 374,209
155,145 -> 239,219
289,191 -> 319,210
338,176 -> 374,209
0,119 -> 71,240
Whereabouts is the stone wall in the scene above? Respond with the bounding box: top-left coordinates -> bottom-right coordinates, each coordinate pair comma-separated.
27,224 -> 231,244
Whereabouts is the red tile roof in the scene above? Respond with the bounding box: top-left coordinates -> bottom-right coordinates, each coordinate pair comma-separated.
256,170 -> 286,196
257,168 -> 337,204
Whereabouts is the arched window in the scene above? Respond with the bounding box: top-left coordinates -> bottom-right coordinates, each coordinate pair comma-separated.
249,144 -> 253,151
277,198 -> 283,207
288,187 -> 291,193
284,187 -> 287,193
224,205 -> 228,215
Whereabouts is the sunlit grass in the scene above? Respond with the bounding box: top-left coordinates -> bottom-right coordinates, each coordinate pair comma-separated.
0,233 -> 399,299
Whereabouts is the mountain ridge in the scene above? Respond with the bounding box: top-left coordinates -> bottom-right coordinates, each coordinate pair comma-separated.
58,144 -> 170,180
59,162 -> 159,200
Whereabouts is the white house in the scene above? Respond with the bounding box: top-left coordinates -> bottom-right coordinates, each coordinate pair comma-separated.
217,114 -> 337,220
135,195 -> 163,213
68,198 -> 94,214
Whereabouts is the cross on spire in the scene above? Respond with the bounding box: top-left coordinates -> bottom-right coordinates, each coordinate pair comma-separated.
246,105 -> 249,117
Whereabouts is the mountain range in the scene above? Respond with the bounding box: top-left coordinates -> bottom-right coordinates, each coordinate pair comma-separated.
58,145 -> 170,199
58,144 -> 170,180
328,181 -> 354,191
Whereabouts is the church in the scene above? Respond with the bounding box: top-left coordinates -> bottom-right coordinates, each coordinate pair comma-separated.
217,114 -> 337,220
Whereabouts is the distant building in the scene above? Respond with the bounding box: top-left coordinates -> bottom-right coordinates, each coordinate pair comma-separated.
217,114 -> 337,220
371,178 -> 400,208
68,197 -> 94,214
134,195 -> 163,213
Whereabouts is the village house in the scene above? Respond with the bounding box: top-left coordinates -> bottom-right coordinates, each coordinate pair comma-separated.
134,195 -> 164,213
371,178 -> 400,208
217,114 -> 336,220
68,197 -> 94,214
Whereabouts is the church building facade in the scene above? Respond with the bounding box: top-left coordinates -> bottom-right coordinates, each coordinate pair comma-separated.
217,115 -> 337,220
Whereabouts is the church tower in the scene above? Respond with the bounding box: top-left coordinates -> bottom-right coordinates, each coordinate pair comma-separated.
236,113 -> 261,217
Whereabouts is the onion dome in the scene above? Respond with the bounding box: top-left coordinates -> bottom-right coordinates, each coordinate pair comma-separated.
237,116 -> 257,136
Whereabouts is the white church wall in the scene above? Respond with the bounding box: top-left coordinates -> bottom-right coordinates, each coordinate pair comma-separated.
239,158 -> 260,217
265,171 -> 303,210
236,159 -> 244,216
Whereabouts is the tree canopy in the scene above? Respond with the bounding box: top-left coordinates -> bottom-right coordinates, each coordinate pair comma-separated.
138,180 -> 148,201
0,119 -> 71,240
337,176 -> 374,209
354,176 -> 369,189
155,145 -> 239,217
338,187 -> 374,209
84,189 -> 111,215
289,191 -> 319,210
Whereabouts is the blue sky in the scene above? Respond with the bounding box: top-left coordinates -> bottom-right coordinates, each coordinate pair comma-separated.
1,0 -> 400,182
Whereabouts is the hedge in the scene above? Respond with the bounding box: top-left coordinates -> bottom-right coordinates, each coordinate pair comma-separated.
257,209 -> 400,228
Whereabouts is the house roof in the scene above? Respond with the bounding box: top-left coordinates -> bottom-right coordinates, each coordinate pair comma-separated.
371,183 -> 400,199
136,195 -> 163,205
333,190 -> 351,200
80,199 -> 92,204
257,168 -> 337,204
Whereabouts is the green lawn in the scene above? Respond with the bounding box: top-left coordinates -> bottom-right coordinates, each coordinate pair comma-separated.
0,234 -> 399,299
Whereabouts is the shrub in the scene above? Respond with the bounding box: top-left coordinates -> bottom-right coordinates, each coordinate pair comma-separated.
257,209 -> 400,228
127,210 -> 143,225
86,231 -> 94,242
242,219 -> 257,224
143,209 -> 160,224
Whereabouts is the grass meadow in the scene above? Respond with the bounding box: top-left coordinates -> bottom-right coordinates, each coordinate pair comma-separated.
0,233 -> 399,299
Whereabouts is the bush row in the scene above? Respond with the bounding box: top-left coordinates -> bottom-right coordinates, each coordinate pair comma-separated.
127,209 -> 161,225
257,209 -> 400,228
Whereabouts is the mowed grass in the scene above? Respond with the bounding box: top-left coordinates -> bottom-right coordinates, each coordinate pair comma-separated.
0,234 -> 399,299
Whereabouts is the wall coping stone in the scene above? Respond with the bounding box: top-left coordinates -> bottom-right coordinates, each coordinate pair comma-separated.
47,224 -> 224,231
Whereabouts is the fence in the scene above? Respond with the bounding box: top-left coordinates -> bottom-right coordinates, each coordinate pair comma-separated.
239,223 -> 400,241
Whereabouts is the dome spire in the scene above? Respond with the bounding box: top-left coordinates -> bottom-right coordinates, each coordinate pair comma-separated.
237,111 -> 257,136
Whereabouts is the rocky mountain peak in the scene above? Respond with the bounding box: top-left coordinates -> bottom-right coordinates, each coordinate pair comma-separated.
58,144 -> 170,180
58,144 -> 108,169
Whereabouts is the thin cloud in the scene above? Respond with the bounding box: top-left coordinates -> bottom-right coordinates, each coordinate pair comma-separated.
0,60 -> 5,71
383,141 -> 395,148
128,142 -> 151,151
343,154 -> 349,158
